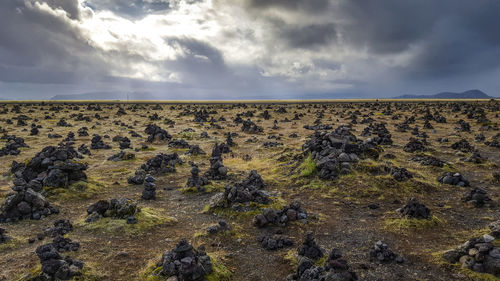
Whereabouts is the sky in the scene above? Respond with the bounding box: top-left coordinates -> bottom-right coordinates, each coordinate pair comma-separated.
1,0 -> 500,100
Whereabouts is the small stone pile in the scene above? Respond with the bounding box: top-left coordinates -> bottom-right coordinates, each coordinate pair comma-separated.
462,188 -> 493,208
360,123 -> 393,145
437,172 -> 470,187
298,232 -> 324,260
463,150 -> 487,164
44,219 -> 74,237
128,153 -> 182,184
209,170 -> 270,210
78,144 -> 91,155
107,150 -> 135,161
90,135 -> 111,149
206,220 -> 231,235
145,124 -> 172,142
0,179 -> 59,223
204,144 -> 228,180
0,227 -> 11,243
169,139 -> 190,148
0,135 -> 28,156
286,232 -> 358,281
398,198 -> 431,219
142,175 -> 156,200
403,138 -> 427,153
390,167 -> 413,181
241,119 -> 263,133
485,134 -> 500,148
442,222 -> 500,277
151,239 -> 213,281
112,136 -> 131,149
257,234 -> 294,250
369,241 -> 404,263
11,145 -> 87,188
85,198 -> 138,224
186,163 -> 209,192
302,126 -> 379,180
253,201 -> 309,228
184,145 -> 206,156
410,155 -> 444,167
451,139 -> 474,153
35,243 -> 84,280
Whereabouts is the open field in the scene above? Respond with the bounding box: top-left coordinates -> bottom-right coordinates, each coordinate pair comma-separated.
0,100 -> 499,281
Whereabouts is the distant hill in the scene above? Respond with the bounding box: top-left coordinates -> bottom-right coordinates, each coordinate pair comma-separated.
50,91 -> 156,100
395,89 -> 494,99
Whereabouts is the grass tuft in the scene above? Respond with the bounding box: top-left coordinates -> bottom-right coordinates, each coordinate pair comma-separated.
298,153 -> 317,177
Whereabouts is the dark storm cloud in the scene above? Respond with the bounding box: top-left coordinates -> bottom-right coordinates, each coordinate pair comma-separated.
337,0 -> 500,77
0,0 -> 109,84
279,23 -> 337,49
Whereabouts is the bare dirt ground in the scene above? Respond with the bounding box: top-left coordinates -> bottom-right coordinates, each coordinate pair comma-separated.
0,100 -> 499,281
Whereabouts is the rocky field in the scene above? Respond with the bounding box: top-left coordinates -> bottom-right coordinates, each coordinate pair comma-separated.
0,100 -> 499,281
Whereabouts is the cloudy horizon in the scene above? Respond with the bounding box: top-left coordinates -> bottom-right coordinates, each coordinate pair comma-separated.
1,0 -> 500,100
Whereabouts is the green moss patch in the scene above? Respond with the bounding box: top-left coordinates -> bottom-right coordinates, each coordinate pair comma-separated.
77,207 -> 177,236
44,179 -> 107,200
383,215 -> 443,233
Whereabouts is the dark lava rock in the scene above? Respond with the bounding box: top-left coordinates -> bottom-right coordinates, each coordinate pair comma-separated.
184,145 -> 206,156
145,124 -> 172,142
152,239 -> 213,281
209,170 -> 269,209
286,234 -> 357,281
369,241 -> 403,263
241,119 -> 263,133
0,227 -> 11,243
204,143 -> 228,180
186,163 -> 209,192
142,175 -> 156,200
108,150 -> 135,161
0,180 -> 59,223
437,172 -> 469,187
302,125 -> 380,180
298,231 -> 324,261
44,219 -> 73,237
360,123 -> 393,145
253,200 -> 310,228
390,167 -> 413,181
451,139 -> 474,153
11,145 -> 88,189
35,243 -> 84,280
169,139 -> 190,148
462,188 -> 492,208
206,220 -> 231,235
403,138 -> 427,153
410,155 -> 444,167
0,135 -> 28,157
398,198 -> 431,219
90,135 -> 111,149
128,153 -> 182,184
257,234 -> 293,250
86,198 -> 138,222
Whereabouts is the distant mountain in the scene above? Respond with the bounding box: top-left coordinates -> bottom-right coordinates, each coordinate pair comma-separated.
395,89 -> 494,99
50,91 -> 156,100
